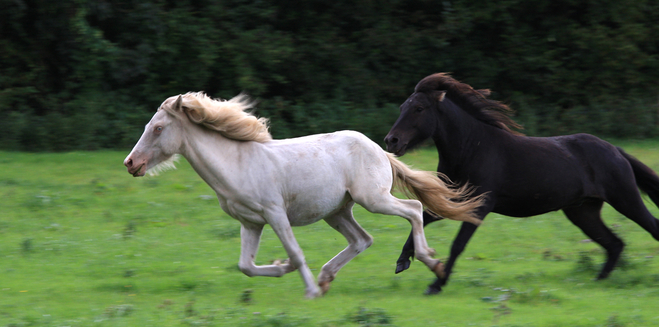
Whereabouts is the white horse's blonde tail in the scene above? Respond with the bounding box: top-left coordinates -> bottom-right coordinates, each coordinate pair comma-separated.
387,153 -> 485,225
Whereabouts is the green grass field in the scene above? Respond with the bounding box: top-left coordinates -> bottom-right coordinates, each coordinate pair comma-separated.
2,140 -> 659,326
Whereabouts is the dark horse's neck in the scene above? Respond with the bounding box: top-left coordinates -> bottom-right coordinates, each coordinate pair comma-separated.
431,99 -> 505,179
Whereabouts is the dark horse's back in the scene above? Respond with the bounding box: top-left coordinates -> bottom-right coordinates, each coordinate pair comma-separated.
465,133 -> 636,218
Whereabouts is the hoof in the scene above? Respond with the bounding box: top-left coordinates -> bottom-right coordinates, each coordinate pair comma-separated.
432,261 -> 446,279
305,288 -> 322,299
424,286 -> 442,295
596,271 -> 611,280
318,275 -> 334,295
319,281 -> 331,294
395,260 -> 411,274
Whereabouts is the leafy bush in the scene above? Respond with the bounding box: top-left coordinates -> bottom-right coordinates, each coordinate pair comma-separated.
1,0 -> 658,151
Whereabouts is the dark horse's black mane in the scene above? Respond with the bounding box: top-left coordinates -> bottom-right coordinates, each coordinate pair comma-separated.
415,73 -> 524,135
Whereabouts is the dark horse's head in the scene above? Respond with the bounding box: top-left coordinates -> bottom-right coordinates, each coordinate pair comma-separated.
384,73 -> 521,155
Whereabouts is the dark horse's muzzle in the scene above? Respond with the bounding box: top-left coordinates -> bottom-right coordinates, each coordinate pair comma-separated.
384,133 -> 407,156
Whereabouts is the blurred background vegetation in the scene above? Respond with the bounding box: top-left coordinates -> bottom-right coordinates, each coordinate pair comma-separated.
1,0 -> 658,151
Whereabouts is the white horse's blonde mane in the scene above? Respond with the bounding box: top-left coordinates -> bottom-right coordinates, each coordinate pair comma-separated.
162,92 -> 272,142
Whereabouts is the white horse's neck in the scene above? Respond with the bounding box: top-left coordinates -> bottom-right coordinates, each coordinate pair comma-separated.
180,124 -> 259,198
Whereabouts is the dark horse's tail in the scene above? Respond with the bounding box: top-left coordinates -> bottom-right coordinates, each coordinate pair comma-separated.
618,147 -> 659,206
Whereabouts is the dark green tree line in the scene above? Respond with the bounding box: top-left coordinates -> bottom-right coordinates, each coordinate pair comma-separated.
1,0 -> 658,151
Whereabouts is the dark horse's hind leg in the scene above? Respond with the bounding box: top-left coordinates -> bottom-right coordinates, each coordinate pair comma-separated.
606,190 -> 659,243
395,211 -> 443,274
563,199 -> 624,280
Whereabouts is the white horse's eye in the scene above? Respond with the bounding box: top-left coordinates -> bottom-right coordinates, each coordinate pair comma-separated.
155,126 -> 163,134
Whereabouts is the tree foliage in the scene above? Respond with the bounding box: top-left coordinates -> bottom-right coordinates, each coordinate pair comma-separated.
1,0 -> 658,151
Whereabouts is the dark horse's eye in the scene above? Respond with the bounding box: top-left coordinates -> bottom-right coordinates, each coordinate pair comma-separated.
415,107 -> 424,112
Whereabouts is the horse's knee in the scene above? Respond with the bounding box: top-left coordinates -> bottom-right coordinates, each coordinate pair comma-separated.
612,238 -> 625,251
238,261 -> 257,277
347,234 -> 373,255
605,239 -> 625,260
360,234 -> 374,251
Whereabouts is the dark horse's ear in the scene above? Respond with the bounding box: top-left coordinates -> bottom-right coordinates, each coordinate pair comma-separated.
437,91 -> 446,102
173,95 -> 183,111
476,89 -> 491,97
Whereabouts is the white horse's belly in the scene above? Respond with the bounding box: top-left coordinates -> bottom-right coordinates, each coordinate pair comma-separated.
286,190 -> 350,226
218,198 -> 268,225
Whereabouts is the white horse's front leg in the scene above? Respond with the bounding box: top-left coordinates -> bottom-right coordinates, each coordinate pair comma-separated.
238,222 -> 297,277
266,209 -> 321,299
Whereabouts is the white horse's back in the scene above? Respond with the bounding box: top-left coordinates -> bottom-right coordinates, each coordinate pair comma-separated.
263,130 -> 391,226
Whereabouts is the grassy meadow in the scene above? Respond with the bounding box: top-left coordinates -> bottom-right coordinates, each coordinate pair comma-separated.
1,140 -> 659,326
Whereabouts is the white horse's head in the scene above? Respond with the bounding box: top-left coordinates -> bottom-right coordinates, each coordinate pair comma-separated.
124,95 -> 185,177
124,92 -> 271,177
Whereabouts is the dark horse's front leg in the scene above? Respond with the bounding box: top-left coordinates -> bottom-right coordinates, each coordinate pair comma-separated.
395,211 -> 443,274
425,221 -> 480,294
397,207 -> 489,295
421,204 -> 492,294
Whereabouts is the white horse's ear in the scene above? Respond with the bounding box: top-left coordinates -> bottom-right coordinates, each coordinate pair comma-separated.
438,91 -> 446,102
173,95 -> 183,111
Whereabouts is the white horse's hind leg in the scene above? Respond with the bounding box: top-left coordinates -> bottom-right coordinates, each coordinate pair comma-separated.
238,222 -> 297,277
265,208 -> 322,299
318,202 -> 373,294
357,192 -> 441,275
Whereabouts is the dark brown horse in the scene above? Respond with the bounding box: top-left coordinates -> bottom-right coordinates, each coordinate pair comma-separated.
384,73 -> 659,294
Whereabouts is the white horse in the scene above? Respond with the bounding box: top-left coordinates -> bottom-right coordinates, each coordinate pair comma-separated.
124,92 -> 483,298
